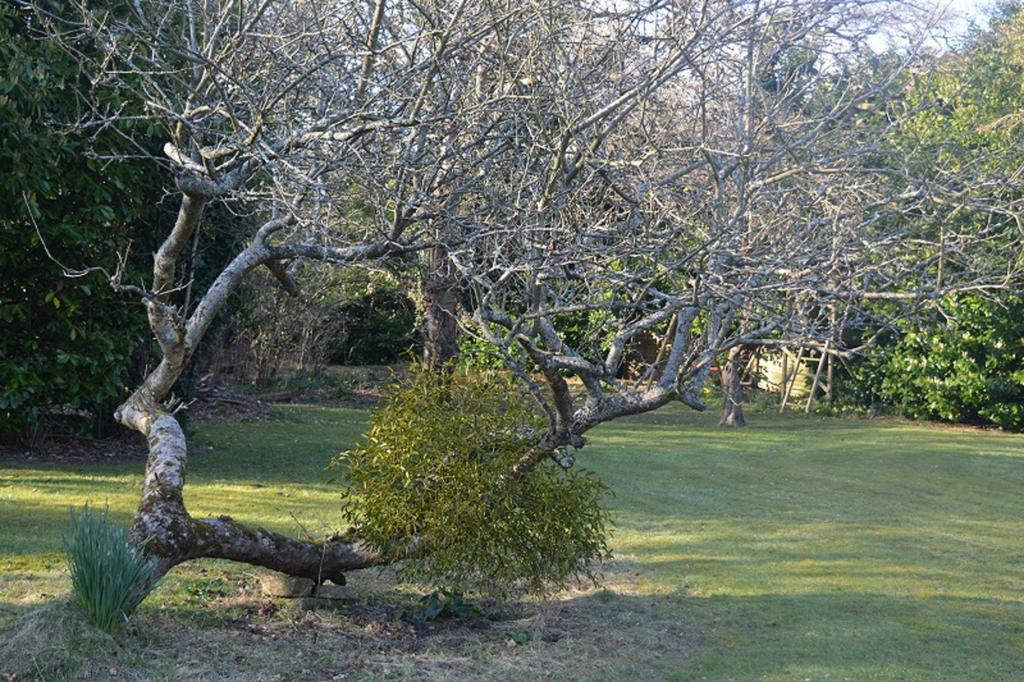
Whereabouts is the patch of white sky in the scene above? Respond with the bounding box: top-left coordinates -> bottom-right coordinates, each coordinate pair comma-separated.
867,0 -> 999,53
932,0 -> 998,41
945,0 -> 997,28
607,0 -> 1002,56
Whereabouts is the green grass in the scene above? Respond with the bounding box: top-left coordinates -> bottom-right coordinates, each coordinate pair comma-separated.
2,405 -> 1023,680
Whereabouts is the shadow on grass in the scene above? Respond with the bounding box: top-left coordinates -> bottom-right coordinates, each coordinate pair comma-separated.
3,576 -> 1021,681
0,500 -> 136,561
560,589 -> 1023,680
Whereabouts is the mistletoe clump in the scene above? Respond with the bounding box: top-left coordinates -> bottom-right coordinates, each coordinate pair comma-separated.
337,368 -> 611,596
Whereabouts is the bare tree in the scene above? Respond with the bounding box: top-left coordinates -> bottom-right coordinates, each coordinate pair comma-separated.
27,0 -> 1022,603
25,0 -> 518,588
26,0 -> 703,596
719,345 -> 748,426
422,243 -> 461,368
447,0 -> 1024,463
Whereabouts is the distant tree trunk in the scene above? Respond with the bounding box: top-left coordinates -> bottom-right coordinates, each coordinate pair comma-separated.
719,345 -> 747,427
422,244 -> 459,370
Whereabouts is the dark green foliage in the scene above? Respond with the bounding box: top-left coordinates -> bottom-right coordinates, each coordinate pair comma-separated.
336,368 -> 611,596
552,309 -> 612,362
408,590 -> 486,621
834,8 -> 1024,431
457,336 -> 521,372
63,506 -> 153,633
330,269 -> 417,365
0,4 -> 161,441
842,295 -> 1024,431
219,266 -> 417,376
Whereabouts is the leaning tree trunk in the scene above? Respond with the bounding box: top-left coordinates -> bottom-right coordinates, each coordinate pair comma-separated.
121,404 -> 382,598
112,194 -> 388,603
422,243 -> 460,370
719,345 -> 747,427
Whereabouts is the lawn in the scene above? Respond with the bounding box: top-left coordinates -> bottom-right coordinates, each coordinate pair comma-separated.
1,404 -> 1023,680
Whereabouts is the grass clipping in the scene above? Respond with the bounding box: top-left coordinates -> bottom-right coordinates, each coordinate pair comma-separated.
336,368 -> 611,597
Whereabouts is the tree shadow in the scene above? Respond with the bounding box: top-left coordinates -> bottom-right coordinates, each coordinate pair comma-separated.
2,554 -> 1022,681
549,586 -> 1024,680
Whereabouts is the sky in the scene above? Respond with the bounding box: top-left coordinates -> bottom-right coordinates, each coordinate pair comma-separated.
863,0 -> 1002,54
943,0 -> 998,33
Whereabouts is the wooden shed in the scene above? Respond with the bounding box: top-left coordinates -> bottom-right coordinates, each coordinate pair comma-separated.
748,347 -> 827,401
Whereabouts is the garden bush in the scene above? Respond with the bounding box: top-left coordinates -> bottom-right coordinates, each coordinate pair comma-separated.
336,368 -> 611,596
837,295 -> 1024,431
0,5 -> 160,441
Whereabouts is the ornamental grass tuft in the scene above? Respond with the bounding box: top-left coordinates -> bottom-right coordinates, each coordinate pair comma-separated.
63,505 -> 153,633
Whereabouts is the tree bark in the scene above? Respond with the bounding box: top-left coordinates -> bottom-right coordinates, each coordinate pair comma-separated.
112,202 -> 393,602
422,244 -> 459,370
719,345 -> 747,427
125,408 -> 382,599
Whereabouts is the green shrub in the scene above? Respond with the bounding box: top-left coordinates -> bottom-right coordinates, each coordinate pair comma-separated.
336,368 -> 611,596
0,4 -> 166,442
828,7 -> 1024,432
63,506 -> 153,633
838,294 -> 1024,431
410,590 -> 486,621
456,336 -> 522,372
330,268 -> 418,365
